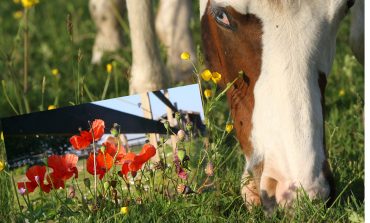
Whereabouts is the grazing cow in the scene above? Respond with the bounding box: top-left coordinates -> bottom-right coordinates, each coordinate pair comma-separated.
200,0 -> 359,212
89,0 -> 196,94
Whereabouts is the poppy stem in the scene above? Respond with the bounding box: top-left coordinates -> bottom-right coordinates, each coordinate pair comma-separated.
89,121 -> 98,207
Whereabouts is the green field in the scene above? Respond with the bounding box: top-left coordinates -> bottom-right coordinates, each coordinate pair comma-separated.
0,0 -> 364,222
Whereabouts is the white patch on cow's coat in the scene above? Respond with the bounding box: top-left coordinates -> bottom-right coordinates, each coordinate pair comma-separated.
200,0 -> 349,203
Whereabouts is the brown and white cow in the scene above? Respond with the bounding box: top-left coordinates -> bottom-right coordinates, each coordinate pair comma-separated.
200,0 -> 358,211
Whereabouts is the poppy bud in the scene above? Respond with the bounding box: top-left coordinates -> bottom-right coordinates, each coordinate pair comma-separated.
175,112 -> 181,122
68,185 -> 76,198
177,149 -> 186,162
110,128 -> 119,137
186,122 -> 193,132
84,178 -> 91,189
177,184 -> 195,195
177,130 -> 186,141
100,146 -> 106,153
163,121 -> 169,130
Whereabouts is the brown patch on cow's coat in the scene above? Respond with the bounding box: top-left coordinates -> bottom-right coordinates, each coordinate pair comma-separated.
318,72 -> 335,205
201,2 -> 263,159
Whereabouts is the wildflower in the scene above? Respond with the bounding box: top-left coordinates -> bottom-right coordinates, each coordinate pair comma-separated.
0,131 -> 3,141
70,119 -> 105,150
121,144 -> 156,177
177,130 -> 186,141
104,141 -> 126,164
177,184 -> 195,195
13,11 -> 23,20
18,187 -> 26,195
120,207 -> 128,214
180,52 -> 190,61
173,150 -> 188,180
204,89 -> 212,99
21,0 -> 39,8
201,69 -> 212,81
86,151 -> 114,180
0,161 -> 4,172
48,105 -> 56,110
339,89 -> 345,97
17,166 -> 51,194
51,68 -> 59,76
211,72 -> 222,84
47,154 -> 78,181
225,123 -> 234,133
106,63 -> 113,74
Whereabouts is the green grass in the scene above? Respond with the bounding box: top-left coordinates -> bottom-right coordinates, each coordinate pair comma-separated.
0,0 -> 364,222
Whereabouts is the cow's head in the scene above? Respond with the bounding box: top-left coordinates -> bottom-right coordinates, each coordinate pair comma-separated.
200,0 -> 354,209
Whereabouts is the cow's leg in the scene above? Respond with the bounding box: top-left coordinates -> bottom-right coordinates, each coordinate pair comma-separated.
89,0 -> 125,64
349,0 -> 364,65
155,0 -> 195,84
126,0 -> 168,94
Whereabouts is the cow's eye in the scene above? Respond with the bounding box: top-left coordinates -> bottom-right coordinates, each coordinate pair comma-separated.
210,7 -> 232,29
215,10 -> 230,27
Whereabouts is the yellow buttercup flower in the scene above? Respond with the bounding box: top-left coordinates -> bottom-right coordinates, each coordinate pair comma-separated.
0,132 -> 3,141
120,207 -> 128,214
211,72 -> 222,84
225,123 -> 234,133
204,89 -> 212,99
13,11 -> 23,20
51,68 -> 59,76
180,52 -> 190,61
22,0 -> 39,8
48,105 -> 56,110
0,161 -> 4,172
201,69 -> 212,81
338,89 -> 345,97
106,63 -> 113,74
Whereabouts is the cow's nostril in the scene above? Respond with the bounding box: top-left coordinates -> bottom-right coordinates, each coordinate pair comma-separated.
347,0 -> 355,8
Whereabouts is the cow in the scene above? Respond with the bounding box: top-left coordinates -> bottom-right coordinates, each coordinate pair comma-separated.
200,0 -> 363,212
89,0 -> 196,94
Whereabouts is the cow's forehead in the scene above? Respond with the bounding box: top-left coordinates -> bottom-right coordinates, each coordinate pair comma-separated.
201,0 -> 346,20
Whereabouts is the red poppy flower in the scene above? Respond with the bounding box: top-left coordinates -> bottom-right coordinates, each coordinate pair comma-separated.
70,119 -> 105,150
104,141 -> 126,164
121,144 -> 156,177
46,172 -> 65,189
70,131 -> 92,150
90,119 -> 105,140
48,154 -> 78,180
86,152 -> 113,180
17,165 -> 51,194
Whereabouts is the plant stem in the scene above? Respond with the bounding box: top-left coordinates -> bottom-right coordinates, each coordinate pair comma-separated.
23,8 -> 29,94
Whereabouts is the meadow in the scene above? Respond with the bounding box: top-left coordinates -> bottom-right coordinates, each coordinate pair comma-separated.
0,0 -> 364,222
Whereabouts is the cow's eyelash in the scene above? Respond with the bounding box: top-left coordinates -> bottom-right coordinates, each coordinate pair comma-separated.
208,5 -> 223,18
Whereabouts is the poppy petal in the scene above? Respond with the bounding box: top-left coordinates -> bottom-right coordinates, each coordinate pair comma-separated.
26,165 -> 46,183
70,134 -> 91,150
91,119 -> 105,141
